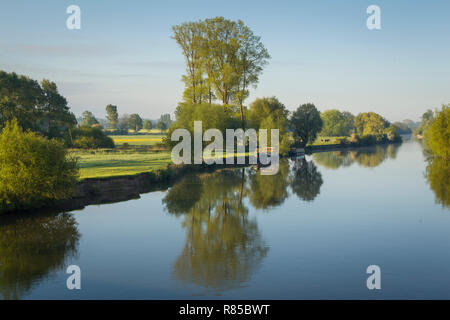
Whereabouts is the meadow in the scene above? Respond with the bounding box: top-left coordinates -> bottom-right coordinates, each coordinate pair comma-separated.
72,135 -> 346,180
110,133 -> 165,146
70,149 -> 171,179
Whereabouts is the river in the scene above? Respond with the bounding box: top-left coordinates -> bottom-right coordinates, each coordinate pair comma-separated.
1,138 -> 449,299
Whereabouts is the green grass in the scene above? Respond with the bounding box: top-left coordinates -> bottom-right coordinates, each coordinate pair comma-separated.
70,149 -> 171,179
110,134 -> 165,146
309,136 -> 347,146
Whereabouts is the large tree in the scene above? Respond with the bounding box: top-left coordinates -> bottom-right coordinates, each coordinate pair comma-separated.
0,71 -> 76,138
143,120 -> 153,130
81,110 -> 99,127
105,104 -> 118,130
172,17 -> 270,128
354,112 -> 389,136
129,113 -> 143,133
248,97 -> 291,154
290,103 -> 323,147
320,109 -> 355,136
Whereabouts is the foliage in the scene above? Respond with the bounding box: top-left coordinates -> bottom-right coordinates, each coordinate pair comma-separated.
105,104 -> 118,130
156,120 -> 167,132
172,17 -> 270,127
0,120 -> 78,212
143,120 -> 153,130
354,112 -> 389,136
68,126 -> 115,149
0,70 -> 76,138
414,109 -> 434,136
320,109 -> 354,136
393,121 -> 412,134
80,110 -> 99,127
423,105 -> 449,159
290,103 -> 323,147
248,97 -> 291,154
165,102 -> 240,149
129,113 -> 143,132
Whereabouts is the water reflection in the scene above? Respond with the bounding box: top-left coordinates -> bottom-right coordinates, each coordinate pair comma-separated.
164,169 -> 268,293
162,145 -> 409,292
313,144 -> 400,169
291,159 -> 323,201
246,160 -> 291,210
425,157 -> 450,208
0,211 -> 80,300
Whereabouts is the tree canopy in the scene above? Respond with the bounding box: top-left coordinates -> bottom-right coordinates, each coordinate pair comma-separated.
172,17 -> 270,127
106,104 -> 118,130
424,104 -> 449,159
320,109 -> 354,136
248,97 -> 291,154
354,112 -> 389,136
0,71 -> 76,138
290,103 -> 323,147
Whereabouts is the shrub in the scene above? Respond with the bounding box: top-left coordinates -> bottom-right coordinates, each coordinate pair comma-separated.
360,134 -> 377,146
68,127 -> 115,149
0,119 -> 78,212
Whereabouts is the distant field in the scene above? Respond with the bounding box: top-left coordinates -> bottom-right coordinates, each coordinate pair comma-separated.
70,149 -> 171,179
110,134 -> 165,146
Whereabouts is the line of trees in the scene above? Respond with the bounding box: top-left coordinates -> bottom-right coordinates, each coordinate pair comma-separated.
81,105 -> 171,134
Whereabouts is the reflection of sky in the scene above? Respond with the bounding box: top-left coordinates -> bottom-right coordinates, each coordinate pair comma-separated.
1,0 -> 449,120
20,140 -> 450,299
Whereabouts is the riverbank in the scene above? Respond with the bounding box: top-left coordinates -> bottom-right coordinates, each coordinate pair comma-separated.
1,140 -> 404,216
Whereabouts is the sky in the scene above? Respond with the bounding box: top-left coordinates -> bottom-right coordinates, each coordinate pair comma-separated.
0,0 -> 449,122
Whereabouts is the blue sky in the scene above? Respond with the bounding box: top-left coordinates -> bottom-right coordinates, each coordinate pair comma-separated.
0,0 -> 449,122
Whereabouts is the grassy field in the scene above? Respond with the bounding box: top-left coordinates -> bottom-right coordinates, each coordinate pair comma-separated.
309,136 -> 347,146
72,135 -> 348,180
70,149 -> 171,179
110,134 -> 165,146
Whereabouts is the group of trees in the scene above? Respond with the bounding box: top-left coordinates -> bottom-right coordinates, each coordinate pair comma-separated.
422,104 -> 449,159
168,96 -> 402,155
173,17 -> 270,127
415,104 -> 449,208
82,105 -> 170,134
0,71 -> 76,138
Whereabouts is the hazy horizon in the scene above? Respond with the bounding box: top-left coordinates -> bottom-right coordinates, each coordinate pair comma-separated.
1,0 -> 449,122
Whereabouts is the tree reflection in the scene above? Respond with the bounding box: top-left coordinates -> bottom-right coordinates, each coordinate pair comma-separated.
312,151 -> 353,169
313,144 -> 400,169
426,157 -> 450,208
0,212 -> 80,300
246,159 -> 291,209
291,159 -> 324,201
163,169 -> 268,293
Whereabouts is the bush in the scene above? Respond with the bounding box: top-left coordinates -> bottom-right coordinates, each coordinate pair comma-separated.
360,135 -> 377,146
0,120 -> 78,212
68,127 -> 115,149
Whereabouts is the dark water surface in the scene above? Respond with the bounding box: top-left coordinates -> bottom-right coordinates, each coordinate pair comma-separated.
1,139 -> 449,299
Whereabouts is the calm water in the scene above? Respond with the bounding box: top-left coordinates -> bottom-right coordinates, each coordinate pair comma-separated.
1,139 -> 449,300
